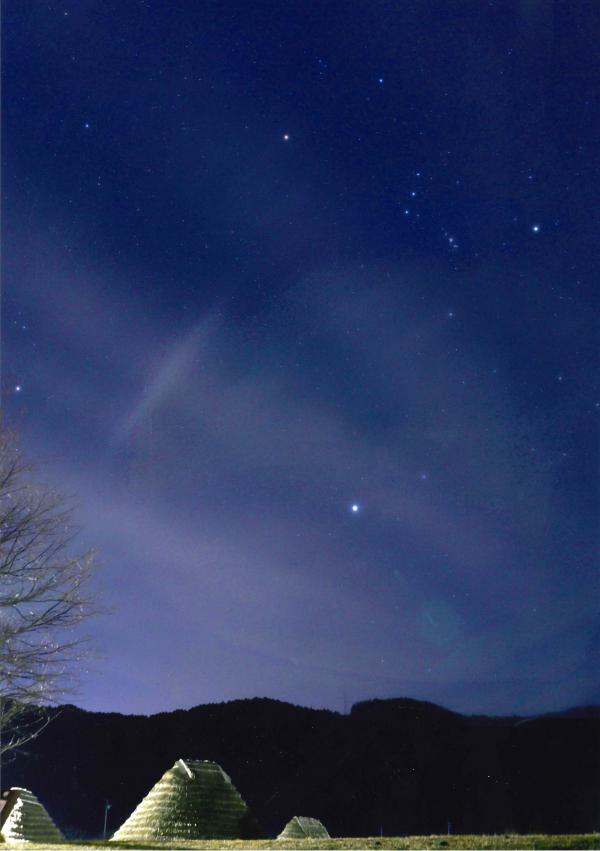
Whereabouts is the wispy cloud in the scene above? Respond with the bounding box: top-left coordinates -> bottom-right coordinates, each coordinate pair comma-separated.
6,228 -> 597,715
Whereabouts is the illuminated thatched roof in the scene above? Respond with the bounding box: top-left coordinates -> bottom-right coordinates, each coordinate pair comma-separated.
277,815 -> 330,839
0,787 -> 64,843
111,758 -> 258,841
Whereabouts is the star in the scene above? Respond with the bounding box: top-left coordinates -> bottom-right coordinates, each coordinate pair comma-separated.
351,504 -> 359,513
14,385 -> 22,393
282,133 -> 290,141
532,224 -> 540,233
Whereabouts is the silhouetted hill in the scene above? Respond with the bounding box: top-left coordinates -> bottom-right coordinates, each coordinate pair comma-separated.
3,697 -> 599,838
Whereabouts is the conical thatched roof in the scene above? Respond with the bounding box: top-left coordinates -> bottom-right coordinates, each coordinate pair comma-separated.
278,815 -> 330,839
111,758 -> 259,841
0,787 -> 64,843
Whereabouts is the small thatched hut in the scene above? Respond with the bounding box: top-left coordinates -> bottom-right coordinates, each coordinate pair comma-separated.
110,758 -> 259,842
277,815 -> 330,839
0,787 -> 64,843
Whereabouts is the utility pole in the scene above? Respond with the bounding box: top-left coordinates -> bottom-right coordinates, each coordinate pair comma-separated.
103,801 -> 112,839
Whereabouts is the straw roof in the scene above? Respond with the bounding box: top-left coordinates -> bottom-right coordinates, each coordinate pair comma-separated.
278,815 -> 330,839
0,787 -> 64,843
111,758 -> 258,841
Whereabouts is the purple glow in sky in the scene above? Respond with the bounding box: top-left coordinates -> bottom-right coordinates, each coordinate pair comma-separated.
3,1 -> 599,716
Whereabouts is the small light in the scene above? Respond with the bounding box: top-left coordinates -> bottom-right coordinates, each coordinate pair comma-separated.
351,504 -> 359,513
15,385 -> 22,393
282,133 -> 290,141
532,224 -> 540,233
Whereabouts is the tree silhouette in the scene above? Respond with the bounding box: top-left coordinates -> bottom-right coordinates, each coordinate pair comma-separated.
0,430 -> 97,776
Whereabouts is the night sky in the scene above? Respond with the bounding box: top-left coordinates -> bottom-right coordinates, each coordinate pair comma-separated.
3,1 -> 599,717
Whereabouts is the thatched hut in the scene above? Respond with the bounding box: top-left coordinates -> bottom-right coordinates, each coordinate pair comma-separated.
111,758 -> 259,841
0,787 -> 64,843
277,815 -> 330,839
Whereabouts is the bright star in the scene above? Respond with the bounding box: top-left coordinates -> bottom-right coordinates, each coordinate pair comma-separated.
15,385 -> 22,393
532,224 -> 540,233
282,134 -> 290,141
351,504 -> 359,513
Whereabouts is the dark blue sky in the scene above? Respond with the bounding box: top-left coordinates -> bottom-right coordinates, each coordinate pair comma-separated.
3,0 -> 599,716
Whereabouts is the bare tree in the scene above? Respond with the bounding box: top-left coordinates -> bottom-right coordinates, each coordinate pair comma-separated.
0,430 -> 97,776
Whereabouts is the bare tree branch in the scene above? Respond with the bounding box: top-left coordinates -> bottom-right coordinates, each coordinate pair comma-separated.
0,429 -> 98,761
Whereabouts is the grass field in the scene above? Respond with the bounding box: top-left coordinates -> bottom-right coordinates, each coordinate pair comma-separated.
3,837 -> 599,850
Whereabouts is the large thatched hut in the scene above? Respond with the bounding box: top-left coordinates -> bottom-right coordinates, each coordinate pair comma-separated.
111,758 -> 259,842
277,815 -> 330,839
0,787 -> 64,843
